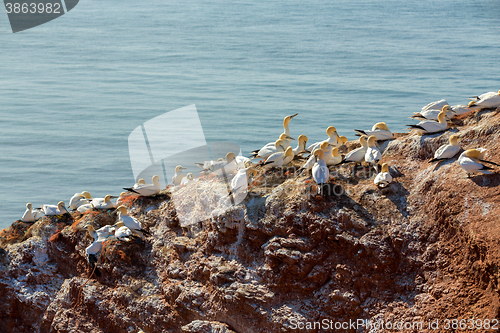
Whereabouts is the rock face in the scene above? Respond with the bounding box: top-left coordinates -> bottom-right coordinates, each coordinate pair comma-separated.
1,108 -> 500,333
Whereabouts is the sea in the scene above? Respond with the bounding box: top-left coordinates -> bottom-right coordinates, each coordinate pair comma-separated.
1,0 -> 499,229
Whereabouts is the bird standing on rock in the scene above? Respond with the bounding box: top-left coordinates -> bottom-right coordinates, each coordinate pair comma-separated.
312,149 -> 329,196
364,136 -> 382,172
458,149 -> 499,178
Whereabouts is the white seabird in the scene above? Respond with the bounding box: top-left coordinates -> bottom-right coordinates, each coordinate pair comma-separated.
429,135 -> 460,162
228,166 -> 258,197
292,135 -> 309,157
421,99 -> 449,113
180,173 -> 194,185
468,90 -> 500,110
411,105 -> 455,121
115,206 -> 150,237
91,194 -> 116,209
365,136 -> 382,172
300,142 -> 331,173
250,134 -> 294,158
374,163 -> 393,188
21,203 -> 44,223
458,149 -> 499,177
340,136 -> 368,165
312,150 -> 329,195
85,224 -> 116,276
42,201 -> 68,216
406,110 -> 448,134
326,147 -> 342,166
307,126 -> 339,152
124,175 -> 162,196
354,122 -> 394,141
263,147 -> 294,168
114,225 -> 133,241
69,191 -> 91,210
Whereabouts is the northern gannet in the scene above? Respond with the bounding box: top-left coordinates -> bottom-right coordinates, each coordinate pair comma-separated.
411,105 -> 455,121
115,206 -> 150,237
22,203 -> 44,223
85,224 -> 115,276
250,134 -> 294,158
228,167 -> 258,196
458,149 -> 498,177
326,147 -> 342,166
365,136 -> 382,171
429,135 -> 460,162
263,147 -> 294,168
171,166 -> 187,186
250,138 -> 287,159
42,201 -> 67,216
114,225 -> 133,241
77,203 -> 93,213
180,173 -> 194,185
354,122 -> 394,141
374,163 -> 392,188
282,113 -> 299,148
197,152 -> 239,176
312,150 -> 329,195
336,136 -> 349,148
307,126 -> 339,152
292,135 -> 309,157
422,99 -> 449,113
299,142 -> 331,172
124,175 -> 162,196
69,191 -> 91,210
468,90 -> 500,110
406,110 -> 448,134
91,195 -> 116,209
339,136 -> 368,165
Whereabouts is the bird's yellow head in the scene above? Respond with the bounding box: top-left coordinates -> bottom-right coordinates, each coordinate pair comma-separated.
175,166 -> 186,172
374,122 -> 389,131
464,149 -> 481,159
284,113 -> 298,124
339,136 -> 348,145
285,147 -> 293,156
367,136 -> 377,147
226,152 -> 236,162
381,163 -> 389,173
468,100 -> 476,107
298,134 -> 308,144
437,110 -> 447,122
116,205 -> 128,215
119,192 -> 126,198
275,139 -> 286,150
104,194 -> 112,202
187,173 -> 194,180
26,203 -> 32,209
313,149 -> 325,160
320,141 -> 330,150
359,135 -> 368,146
449,135 -> 459,145
246,167 -> 258,177
442,105 -> 451,112
81,191 -> 91,199
326,126 -> 337,136
137,178 -> 145,185
331,147 -> 339,156
57,201 -> 65,209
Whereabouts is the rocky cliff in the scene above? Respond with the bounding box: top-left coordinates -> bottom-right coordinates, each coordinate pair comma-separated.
1,108 -> 500,333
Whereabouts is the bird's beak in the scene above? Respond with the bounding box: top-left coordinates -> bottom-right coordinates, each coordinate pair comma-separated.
289,113 -> 299,119
287,136 -> 295,140
181,167 -> 188,170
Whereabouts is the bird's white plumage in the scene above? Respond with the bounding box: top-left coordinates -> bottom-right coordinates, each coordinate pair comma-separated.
451,105 -> 470,116
21,203 -> 43,222
131,175 -> 162,195
312,156 -> 329,185
469,91 -> 500,110
91,195 -> 115,209
374,171 -> 392,188
344,137 -> 368,163
69,193 -> 90,210
422,99 -> 449,112
115,226 -> 133,240
458,151 -> 493,175
42,202 -> 67,216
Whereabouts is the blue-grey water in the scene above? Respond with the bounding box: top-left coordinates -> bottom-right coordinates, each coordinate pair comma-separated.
1,0 -> 500,229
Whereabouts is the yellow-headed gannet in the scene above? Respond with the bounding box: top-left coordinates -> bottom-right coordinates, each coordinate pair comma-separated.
22,203 -> 44,223
263,147 -> 294,168
374,163 -> 392,188
91,194 -> 116,209
85,224 -> 116,276
340,136 -> 368,165
354,122 -> 394,141
42,201 -> 67,216
251,138 -> 288,159
411,105 -> 455,121
327,147 -> 342,166
468,90 -> 500,109
125,175 -> 162,196
336,136 -> 349,148
406,110 -> 448,134
114,225 -> 133,241
69,191 -> 91,210
197,152 -> 238,174
180,173 -> 194,185
365,136 -> 382,171
312,150 -> 329,195
282,113 -> 299,147
422,99 -> 449,113
458,149 -> 499,177
300,142 -> 331,172
228,166 -> 258,196
250,134 -> 294,158
115,206 -> 150,236
292,135 -> 309,157
429,135 -> 460,162
307,126 -> 339,152
171,166 -> 187,186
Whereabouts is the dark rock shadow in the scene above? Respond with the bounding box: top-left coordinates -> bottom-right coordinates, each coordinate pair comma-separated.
470,172 -> 500,188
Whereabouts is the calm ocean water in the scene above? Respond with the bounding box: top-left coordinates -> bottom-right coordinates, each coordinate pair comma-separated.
0,0 -> 499,229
